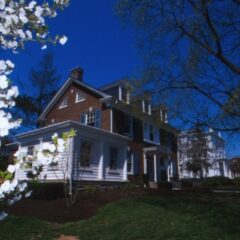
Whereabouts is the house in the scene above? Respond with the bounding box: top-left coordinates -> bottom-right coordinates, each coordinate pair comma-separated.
14,67 -> 178,185
177,128 -> 231,179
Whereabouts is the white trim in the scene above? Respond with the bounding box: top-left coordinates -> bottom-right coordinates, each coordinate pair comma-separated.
75,92 -> 86,103
123,148 -> 128,181
154,154 -> 157,182
127,150 -> 134,175
118,86 -> 122,101
110,108 -> 113,133
143,152 -> 147,174
39,78 -> 111,120
58,97 -> 68,109
98,142 -> 104,180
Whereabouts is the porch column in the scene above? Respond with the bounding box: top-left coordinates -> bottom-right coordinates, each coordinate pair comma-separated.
123,146 -> 128,181
98,142 -> 104,180
143,152 -> 147,174
154,153 -> 157,183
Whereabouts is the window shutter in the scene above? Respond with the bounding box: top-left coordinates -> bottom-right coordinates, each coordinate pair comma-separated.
80,114 -> 86,124
95,110 -> 101,128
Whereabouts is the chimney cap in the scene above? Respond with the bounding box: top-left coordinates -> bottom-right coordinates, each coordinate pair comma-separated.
70,66 -> 84,81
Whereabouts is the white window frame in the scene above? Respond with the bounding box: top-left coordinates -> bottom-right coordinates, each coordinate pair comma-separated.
59,97 -> 68,109
142,99 -> 151,115
75,92 -> 86,103
120,86 -> 130,104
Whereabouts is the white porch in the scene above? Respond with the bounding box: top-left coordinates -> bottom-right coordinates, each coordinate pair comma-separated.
143,146 -> 175,183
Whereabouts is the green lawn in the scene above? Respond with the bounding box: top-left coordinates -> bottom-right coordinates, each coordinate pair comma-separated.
1,193 -> 240,240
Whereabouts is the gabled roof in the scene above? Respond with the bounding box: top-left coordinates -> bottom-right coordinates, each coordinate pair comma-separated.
39,77 -> 111,120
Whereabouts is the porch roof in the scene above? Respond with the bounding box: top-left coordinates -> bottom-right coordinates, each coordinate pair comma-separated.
16,120 -> 131,142
143,145 -> 172,154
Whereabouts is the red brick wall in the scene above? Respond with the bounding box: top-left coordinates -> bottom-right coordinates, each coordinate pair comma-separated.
44,82 -> 110,131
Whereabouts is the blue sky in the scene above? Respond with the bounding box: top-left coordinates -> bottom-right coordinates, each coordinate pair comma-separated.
1,0 -> 239,158
2,0 -> 142,89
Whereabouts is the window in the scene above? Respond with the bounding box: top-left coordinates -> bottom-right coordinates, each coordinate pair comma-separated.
127,150 -> 133,173
59,97 -> 68,108
27,146 -> 34,156
149,125 -> 154,141
161,110 -> 167,123
121,87 -> 130,104
80,110 -> 101,128
142,99 -> 151,115
75,92 -> 85,103
124,114 -> 133,136
109,146 -> 118,170
80,141 -> 92,168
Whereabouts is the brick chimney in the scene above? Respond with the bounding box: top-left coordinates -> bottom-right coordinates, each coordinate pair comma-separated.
70,67 -> 84,81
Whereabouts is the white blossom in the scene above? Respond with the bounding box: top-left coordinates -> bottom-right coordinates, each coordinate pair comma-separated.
59,36 -> 68,45
0,75 -> 8,89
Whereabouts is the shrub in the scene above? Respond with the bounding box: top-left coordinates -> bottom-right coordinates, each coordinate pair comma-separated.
181,180 -> 194,188
233,177 -> 240,186
158,181 -> 172,190
141,174 -> 149,186
200,176 -> 233,189
28,181 -> 65,200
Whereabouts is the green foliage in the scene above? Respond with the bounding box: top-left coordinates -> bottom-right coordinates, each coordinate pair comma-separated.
200,176 -> 233,188
158,181 -> 172,190
62,128 -> 76,141
0,170 -> 13,183
0,155 -> 8,171
84,185 -> 97,194
181,179 -> 194,188
141,174 -> 148,185
233,177 -> 240,186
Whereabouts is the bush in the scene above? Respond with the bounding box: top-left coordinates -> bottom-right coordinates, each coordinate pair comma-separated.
28,181 -> 65,200
158,181 -> 172,190
0,155 -> 8,171
233,177 -> 240,186
181,180 -> 194,188
141,174 -> 149,185
200,176 -> 233,189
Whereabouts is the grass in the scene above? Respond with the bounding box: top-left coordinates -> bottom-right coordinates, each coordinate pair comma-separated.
1,193 -> 240,240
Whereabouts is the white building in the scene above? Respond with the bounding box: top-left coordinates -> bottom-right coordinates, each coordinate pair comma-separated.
178,129 -> 231,179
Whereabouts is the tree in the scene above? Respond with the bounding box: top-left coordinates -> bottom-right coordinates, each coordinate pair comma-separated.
15,52 -> 60,128
229,157 -> 240,178
116,0 -> 240,132
185,127 -> 210,179
0,0 -> 69,221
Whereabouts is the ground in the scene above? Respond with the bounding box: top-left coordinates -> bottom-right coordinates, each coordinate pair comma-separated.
1,189 -> 240,240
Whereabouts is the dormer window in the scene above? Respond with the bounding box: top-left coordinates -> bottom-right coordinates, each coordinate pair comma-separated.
160,109 -> 168,123
119,86 -> 130,104
59,97 -> 68,109
142,99 -> 151,115
75,92 -> 86,103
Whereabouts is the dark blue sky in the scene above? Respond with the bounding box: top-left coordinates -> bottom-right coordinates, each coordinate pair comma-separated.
1,0 -> 239,158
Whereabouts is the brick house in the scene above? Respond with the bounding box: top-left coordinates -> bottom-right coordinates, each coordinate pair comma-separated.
15,67 -> 178,184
